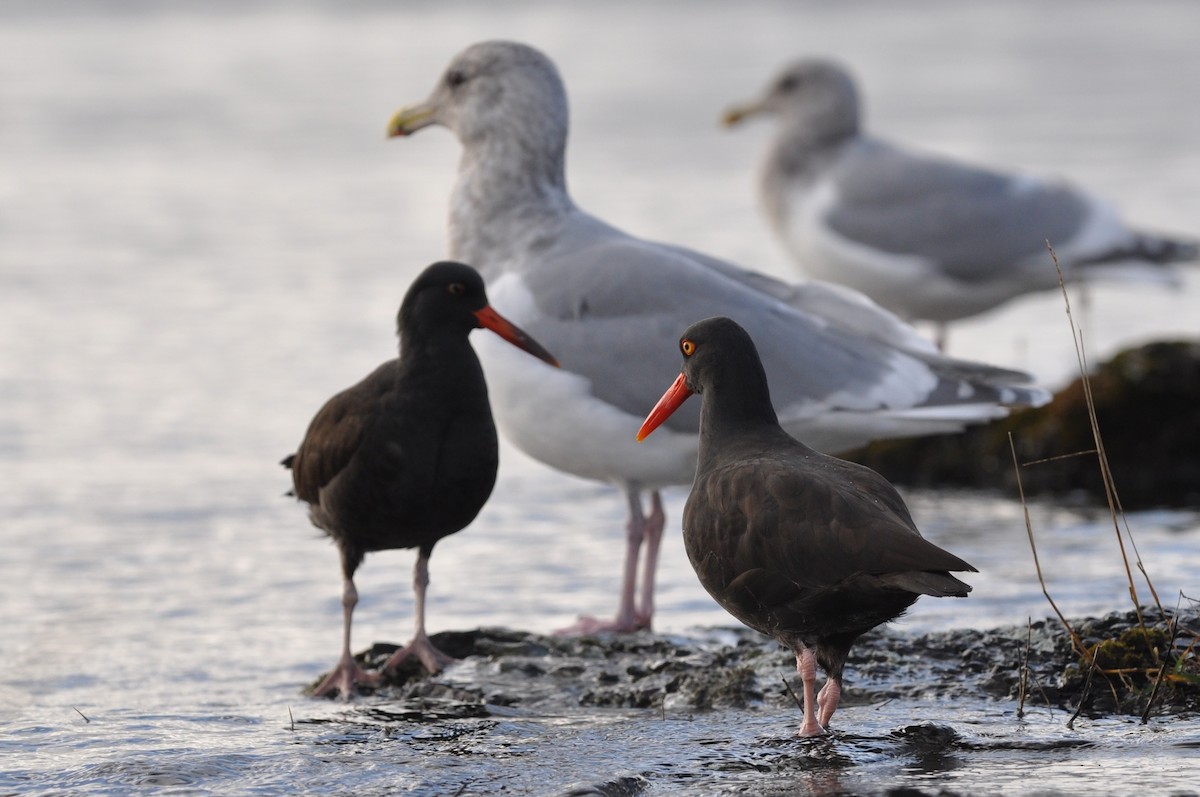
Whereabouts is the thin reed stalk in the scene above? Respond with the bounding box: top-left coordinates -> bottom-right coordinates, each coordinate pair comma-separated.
1009,432 -> 1085,659
1047,243 -> 1167,635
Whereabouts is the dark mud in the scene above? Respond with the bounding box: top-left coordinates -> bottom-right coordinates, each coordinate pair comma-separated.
312,607 -> 1200,720
846,340 -> 1200,508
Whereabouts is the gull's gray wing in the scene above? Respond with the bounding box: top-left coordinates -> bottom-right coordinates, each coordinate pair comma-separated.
661,240 -> 939,356
822,138 -> 1092,280
510,212 -> 1044,438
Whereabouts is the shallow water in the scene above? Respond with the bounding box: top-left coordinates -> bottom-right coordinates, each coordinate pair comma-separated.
2,1 -> 1199,794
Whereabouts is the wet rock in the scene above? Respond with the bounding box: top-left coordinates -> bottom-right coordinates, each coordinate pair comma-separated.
890,723 -> 961,747
1057,608 -> 1200,715
872,607 -> 1200,717
309,608 -> 1199,721
557,775 -> 649,796
843,340 -> 1200,508
357,701 -> 490,723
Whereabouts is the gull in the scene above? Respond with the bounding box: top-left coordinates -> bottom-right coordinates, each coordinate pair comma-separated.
725,58 -> 1197,349
386,41 -> 1045,634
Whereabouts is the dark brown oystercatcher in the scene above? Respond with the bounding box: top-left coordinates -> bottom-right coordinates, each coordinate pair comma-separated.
637,316 -> 975,736
283,261 -> 558,699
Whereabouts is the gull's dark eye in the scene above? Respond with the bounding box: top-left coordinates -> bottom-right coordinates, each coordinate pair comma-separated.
777,75 -> 800,93
446,69 -> 468,89
447,282 -> 466,296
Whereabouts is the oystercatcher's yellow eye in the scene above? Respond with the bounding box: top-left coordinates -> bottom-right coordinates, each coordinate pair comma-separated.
447,282 -> 466,295
681,339 -> 696,357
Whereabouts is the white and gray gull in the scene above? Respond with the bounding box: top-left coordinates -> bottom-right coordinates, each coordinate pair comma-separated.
386,41 -> 1047,634
725,58 -> 1197,349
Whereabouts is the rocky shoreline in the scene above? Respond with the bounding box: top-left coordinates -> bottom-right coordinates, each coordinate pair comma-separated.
312,607 -> 1200,721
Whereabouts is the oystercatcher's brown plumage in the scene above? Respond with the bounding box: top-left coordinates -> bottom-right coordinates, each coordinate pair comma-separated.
638,316 -> 974,735
283,261 -> 557,698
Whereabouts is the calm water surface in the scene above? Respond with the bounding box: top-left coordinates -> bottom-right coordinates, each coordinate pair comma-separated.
2,1 -> 1199,794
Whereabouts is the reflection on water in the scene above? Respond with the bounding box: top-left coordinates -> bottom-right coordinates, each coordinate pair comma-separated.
1,0 -> 1198,794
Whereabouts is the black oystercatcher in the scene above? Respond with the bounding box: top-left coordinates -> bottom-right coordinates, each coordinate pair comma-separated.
386,40 -> 1043,635
637,316 -> 976,736
283,261 -> 558,699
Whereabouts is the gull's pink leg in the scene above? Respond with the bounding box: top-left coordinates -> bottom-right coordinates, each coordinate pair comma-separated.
557,487 -> 650,635
635,491 -> 665,630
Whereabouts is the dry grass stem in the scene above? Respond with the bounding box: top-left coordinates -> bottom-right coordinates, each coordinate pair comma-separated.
1066,656 -> 1098,731
1016,622 -> 1029,719
1010,430 -> 1121,717
1140,662 -> 1168,724
1046,243 -> 1165,624
781,676 -> 804,711
1009,432 -> 1085,658
1021,449 -> 1098,467
1009,241 -> 1194,720
1014,618 -> 1056,720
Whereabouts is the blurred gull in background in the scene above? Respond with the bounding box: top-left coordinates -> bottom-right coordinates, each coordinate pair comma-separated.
724,58 -> 1198,350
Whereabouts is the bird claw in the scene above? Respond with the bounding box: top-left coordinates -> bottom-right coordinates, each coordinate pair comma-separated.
379,635 -> 457,676
554,613 -> 651,636
311,658 -> 381,700
796,724 -> 829,738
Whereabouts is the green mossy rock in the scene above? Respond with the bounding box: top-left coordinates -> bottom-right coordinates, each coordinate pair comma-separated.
845,340 -> 1200,508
